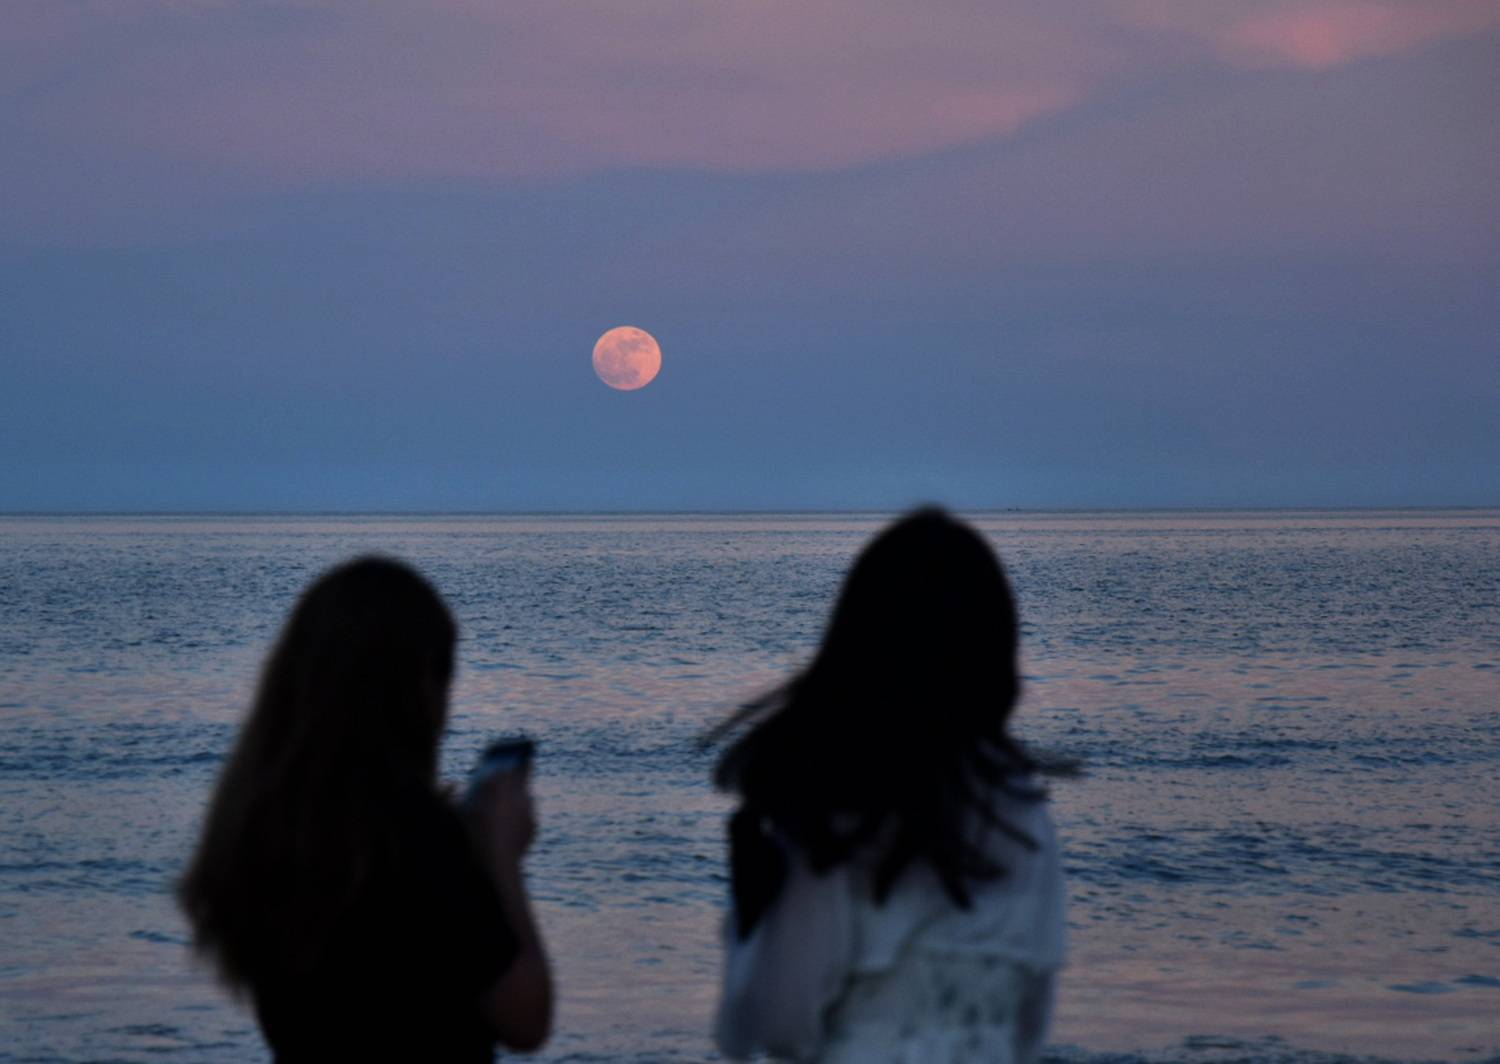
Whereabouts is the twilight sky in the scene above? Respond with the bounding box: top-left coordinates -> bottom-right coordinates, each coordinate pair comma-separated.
2,0 -> 1497,511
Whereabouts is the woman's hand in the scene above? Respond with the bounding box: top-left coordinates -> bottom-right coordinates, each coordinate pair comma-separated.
462,770 -> 537,869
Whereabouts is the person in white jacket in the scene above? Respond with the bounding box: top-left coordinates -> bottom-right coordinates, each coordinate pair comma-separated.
706,508 -> 1066,1064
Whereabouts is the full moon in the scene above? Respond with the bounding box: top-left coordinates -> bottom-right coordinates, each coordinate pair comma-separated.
592,326 -> 662,391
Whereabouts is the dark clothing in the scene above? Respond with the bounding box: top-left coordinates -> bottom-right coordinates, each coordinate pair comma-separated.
252,795 -> 518,1062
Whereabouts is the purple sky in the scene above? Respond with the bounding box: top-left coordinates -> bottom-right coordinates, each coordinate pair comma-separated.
2,1 -> 1497,510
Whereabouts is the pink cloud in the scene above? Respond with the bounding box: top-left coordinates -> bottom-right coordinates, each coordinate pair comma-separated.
1,0 -> 1496,199
0,1 -> 1112,183
1223,1 -> 1500,68
1119,0 -> 1500,69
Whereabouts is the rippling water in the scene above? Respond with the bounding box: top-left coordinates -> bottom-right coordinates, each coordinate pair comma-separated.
1,511 -> 1497,1062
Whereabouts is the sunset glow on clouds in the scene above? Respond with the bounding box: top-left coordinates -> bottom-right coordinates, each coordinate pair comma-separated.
1209,0 -> 1500,68
4,0 -> 1497,196
2,0 -> 1496,510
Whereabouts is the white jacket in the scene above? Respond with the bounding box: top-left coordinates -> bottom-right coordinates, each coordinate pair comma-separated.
715,786 -> 1066,1063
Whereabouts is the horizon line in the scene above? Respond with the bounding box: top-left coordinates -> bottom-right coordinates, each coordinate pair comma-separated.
3,504 -> 1497,518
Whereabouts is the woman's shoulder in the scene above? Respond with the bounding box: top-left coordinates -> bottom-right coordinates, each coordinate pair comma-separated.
984,774 -> 1058,847
365,789 -> 486,896
381,785 -> 467,837
916,777 -> 1066,968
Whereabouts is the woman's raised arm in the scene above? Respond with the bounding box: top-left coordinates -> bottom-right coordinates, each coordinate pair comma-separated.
465,770 -> 554,1051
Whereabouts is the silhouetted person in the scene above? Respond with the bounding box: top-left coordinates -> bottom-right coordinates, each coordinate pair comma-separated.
179,557 -> 551,1060
708,508 -> 1065,1063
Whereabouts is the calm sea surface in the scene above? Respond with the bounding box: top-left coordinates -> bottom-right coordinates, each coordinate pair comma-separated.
1,511 -> 1497,1063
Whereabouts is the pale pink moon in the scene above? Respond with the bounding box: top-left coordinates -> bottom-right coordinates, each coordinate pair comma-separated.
592,326 -> 662,391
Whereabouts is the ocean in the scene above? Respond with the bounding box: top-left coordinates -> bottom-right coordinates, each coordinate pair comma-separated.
1,511 -> 1497,1063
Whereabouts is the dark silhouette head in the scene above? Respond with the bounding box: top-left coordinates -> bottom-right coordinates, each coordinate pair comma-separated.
713,507 -> 1034,910
178,557 -> 457,988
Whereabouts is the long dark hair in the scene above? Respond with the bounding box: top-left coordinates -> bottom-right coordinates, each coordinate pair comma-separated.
178,557 -> 457,988
711,508 -> 1038,920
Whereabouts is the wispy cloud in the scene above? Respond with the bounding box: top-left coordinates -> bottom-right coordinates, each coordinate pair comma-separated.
6,0 -> 1495,197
